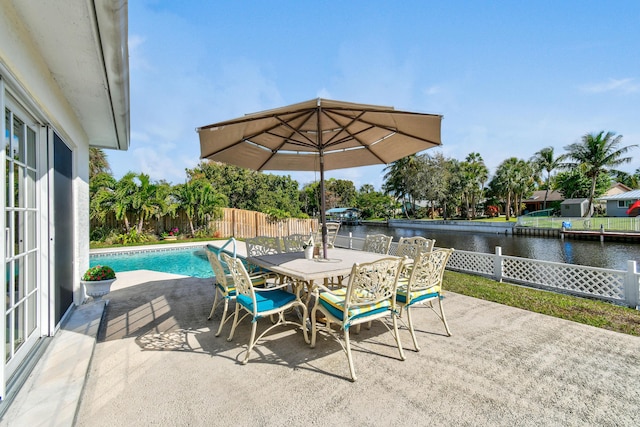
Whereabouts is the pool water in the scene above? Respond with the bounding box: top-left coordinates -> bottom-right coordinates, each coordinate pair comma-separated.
90,247 -> 214,278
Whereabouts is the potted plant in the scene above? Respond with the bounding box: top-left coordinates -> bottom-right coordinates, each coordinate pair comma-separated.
81,265 -> 116,301
302,236 -> 315,259
162,227 -> 179,241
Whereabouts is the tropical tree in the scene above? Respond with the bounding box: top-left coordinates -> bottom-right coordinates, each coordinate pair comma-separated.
174,179 -> 228,236
489,158 -> 534,219
530,147 -> 565,210
130,173 -> 167,233
112,172 -> 139,232
562,131 -> 637,217
89,172 -> 117,223
325,178 -> 357,209
460,152 -> 489,219
355,185 -> 396,219
383,155 -> 420,218
89,147 -> 111,179
554,169 -> 611,200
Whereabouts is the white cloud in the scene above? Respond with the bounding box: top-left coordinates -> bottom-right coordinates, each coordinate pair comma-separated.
580,78 -> 640,94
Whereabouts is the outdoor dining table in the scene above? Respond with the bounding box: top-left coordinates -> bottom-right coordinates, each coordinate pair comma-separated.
247,247 -> 402,299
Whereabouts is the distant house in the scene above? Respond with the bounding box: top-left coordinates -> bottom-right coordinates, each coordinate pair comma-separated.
523,190 -> 564,213
560,199 -> 592,217
602,182 -> 633,197
326,207 -> 361,224
598,189 -> 640,217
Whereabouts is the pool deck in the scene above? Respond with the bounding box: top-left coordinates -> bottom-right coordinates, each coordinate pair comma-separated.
3,242 -> 640,425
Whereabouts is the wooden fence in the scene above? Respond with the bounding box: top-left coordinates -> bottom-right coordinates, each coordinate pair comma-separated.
210,208 -> 317,238
91,207 -> 318,239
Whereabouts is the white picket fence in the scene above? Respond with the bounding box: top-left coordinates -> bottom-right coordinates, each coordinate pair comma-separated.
334,234 -> 640,309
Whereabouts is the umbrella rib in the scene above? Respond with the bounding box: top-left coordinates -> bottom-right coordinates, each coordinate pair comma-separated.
199,109 -> 318,159
255,111 -> 320,170
329,109 -> 442,145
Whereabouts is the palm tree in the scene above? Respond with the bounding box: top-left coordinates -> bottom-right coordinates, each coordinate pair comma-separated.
175,179 -> 227,236
490,158 -> 534,220
563,131 -> 637,217
530,147 -> 565,210
89,147 -> 111,179
383,155 -> 419,218
461,152 -> 488,219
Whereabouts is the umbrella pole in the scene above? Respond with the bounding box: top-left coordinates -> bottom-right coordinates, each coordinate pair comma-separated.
320,154 -> 328,259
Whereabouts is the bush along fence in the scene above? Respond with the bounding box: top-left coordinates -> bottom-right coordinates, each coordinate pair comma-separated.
334,234 -> 640,309
91,207 -> 318,239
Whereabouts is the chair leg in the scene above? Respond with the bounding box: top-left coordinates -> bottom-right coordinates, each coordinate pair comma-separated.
208,289 -> 221,320
438,295 -> 452,337
344,328 -> 357,382
215,297 -> 230,337
310,306 -> 318,348
406,306 -> 420,351
227,305 -> 241,342
243,319 -> 258,365
391,313 -> 406,361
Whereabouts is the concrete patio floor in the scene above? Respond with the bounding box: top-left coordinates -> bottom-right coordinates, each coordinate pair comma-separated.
3,265 -> 639,426
68,270 -> 640,426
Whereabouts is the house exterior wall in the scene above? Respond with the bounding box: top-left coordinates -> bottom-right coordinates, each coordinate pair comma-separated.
1,0 -> 93,401
606,201 -> 630,217
1,0 -> 91,305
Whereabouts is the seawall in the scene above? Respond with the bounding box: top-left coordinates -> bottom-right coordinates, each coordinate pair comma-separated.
388,219 -> 515,234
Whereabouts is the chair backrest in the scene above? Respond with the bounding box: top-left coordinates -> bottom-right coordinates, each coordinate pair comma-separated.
245,236 -> 282,256
282,233 -> 311,252
396,237 -> 436,259
314,222 -> 341,247
407,248 -> 453,294
206,249 -> 232,291
221,252 -> 256,310
344,257 -> 404,321
362,234 -> 393,254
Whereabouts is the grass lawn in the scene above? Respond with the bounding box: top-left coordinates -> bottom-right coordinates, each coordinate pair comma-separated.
444,270 -> 640,336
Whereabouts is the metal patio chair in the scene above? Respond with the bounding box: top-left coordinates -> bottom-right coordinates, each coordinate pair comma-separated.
310,256 -> 406,381
396,248 -> 453,351
222,252 -> 309,364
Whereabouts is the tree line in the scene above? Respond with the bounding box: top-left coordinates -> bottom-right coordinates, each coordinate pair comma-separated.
89,130 -> 637,242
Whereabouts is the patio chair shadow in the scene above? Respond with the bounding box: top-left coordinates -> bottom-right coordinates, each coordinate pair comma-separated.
98,275 -> 398,380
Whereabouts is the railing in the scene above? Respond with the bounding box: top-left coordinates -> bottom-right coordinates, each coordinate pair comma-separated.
334,234 -> 640,309
517,216 -> 640,232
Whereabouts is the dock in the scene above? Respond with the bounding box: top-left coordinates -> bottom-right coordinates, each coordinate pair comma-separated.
560,229 -> 640,242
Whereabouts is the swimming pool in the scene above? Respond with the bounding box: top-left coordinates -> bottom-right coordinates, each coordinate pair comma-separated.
90,246 -> 214,278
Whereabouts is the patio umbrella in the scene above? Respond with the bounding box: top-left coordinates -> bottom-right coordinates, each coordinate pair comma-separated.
197,98 -> 443,258
626,200 -> 640,216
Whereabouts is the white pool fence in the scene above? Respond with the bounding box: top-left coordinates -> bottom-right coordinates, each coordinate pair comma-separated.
334,234 -> 640,309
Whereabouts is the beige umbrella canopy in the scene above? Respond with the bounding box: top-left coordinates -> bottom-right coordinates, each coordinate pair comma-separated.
197,98 -> 443,258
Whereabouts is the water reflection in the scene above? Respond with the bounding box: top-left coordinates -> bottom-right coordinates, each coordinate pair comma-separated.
339,224 -> 640,271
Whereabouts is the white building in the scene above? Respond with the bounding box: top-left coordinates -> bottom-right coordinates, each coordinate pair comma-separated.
0,0 -> 129,402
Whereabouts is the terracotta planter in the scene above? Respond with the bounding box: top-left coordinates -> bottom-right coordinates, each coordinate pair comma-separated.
82,278 -> 115,301
163,235 -> 177,241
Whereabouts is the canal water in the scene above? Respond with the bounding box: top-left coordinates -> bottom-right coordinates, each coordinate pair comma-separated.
338,224 -> 640,271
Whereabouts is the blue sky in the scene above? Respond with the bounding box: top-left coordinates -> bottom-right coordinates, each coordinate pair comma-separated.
107,0 -> 640,190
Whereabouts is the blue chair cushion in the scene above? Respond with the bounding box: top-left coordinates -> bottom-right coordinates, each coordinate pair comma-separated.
318,288 -> 390,323
237,289 -> 296,313
396,277 -> 440,305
